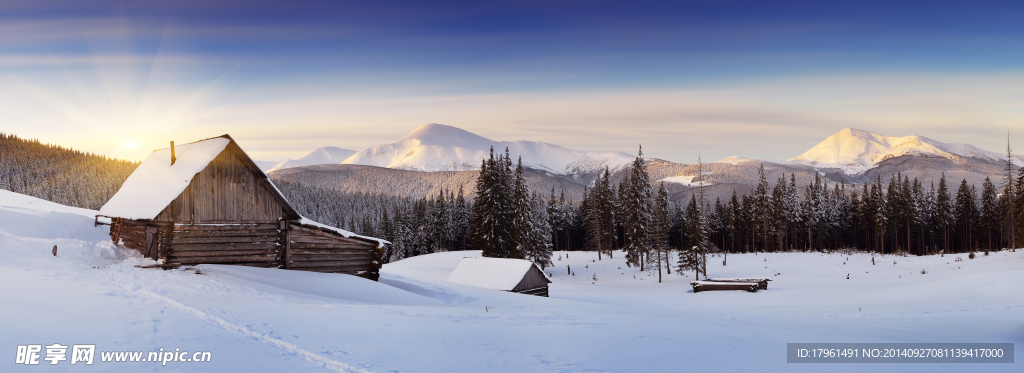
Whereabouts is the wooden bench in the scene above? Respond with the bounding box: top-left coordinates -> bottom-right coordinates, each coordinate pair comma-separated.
704,278 -> 771,290
690,281 -> 759,293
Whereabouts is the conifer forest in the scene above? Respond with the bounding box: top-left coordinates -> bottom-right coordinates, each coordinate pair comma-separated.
3,132 -> 1024,274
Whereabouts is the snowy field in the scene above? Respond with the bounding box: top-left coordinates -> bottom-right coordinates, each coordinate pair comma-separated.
1,189 -> 1022,372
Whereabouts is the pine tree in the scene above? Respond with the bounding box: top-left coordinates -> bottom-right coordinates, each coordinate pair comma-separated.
981,177 -> 998,252
955,179 -> 974,253
1015,166 -> 1024,251
510,158 -> 532,259
1005,133 -> 1017,251
593,167 -> 616,259
652,182 -> 671,282
471,147 -> 515,258
935,173 -> 953,254
677,196 -> 701,279
527,191 -> 554,269
752,164 -> 771,252
621,146 -> 653,270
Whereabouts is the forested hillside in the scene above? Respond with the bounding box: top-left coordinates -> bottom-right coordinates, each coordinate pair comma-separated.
269,163 -> 590,200
0,133 -> 138,209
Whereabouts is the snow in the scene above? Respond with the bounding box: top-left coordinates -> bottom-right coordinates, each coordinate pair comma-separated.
787,128 -> 1008,174
296,217 -> 389,248
657,175 -> 712,187
3,189 -> 1023,372
268,147 -> 358,173
0,189 -> 110,241
99,137 -> 231,220
445,257 -> 543,291
715,155 -> 756,165
341,123 -> 634,175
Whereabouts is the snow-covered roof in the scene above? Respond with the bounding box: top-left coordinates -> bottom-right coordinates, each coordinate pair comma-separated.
100,137 -> 231,220
296,217 -> 389,248
446,257 -> 542,291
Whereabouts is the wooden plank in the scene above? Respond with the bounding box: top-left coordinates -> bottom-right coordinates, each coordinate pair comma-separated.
172,229 -> 280,238
690,281 -> 759,293
290,242 -> 373,250
288,261 -> 373,270
173,235 -> 279,244
171,249 -> 278,258
288,236 -> 356,244
174,254 -> 277,265
174,224 -> 279,231
234,262 -> 278,268
289,224 -> 374,246
704,278 -> 770,289
284,226 -> 292,269
289,248 -> 375,255
289,255 -> 374,263
289,239 -> 376,249
290,267 -> 357,274
173,242 -> 280,252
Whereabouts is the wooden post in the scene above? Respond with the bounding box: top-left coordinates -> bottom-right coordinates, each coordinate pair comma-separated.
170,141 -> 176,165
283,222 -> 292,270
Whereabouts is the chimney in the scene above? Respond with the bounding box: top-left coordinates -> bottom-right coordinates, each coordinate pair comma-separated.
170,141 -> 176,166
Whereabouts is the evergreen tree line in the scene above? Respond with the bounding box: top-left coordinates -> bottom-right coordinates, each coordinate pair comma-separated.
571,162 -> 1024,270
279,145 -> 1024,276
0,133 -> 139,209
273,178 -> 472,264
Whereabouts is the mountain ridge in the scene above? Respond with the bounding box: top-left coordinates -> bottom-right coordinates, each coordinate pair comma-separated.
340,123 -> 635,175
785,127 -> 1011,174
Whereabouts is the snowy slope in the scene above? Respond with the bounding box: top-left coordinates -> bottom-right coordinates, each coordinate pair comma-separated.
267,147 -> 358,172
788,128 -> 1008,174
0,189 -> 109,241
4,189 -> 1023,372
341,123 -> 634,175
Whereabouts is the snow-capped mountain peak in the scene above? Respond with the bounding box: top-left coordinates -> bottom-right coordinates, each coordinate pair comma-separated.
341,123 -> 634,175
787,128 -> 1004,174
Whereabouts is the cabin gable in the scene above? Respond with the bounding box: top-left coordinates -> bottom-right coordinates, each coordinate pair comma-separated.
154,141 -> 298,224
512,266 -> 552,294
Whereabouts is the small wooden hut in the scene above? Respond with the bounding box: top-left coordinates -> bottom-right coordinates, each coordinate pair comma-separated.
446,257 -> 551,297
97,135 -> 387,280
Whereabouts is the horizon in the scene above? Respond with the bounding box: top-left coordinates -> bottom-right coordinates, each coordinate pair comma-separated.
0,1 -> 1022,162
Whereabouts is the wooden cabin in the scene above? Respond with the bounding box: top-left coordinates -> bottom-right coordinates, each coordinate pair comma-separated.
97,135 -> 387,280
446,257 -> 551,297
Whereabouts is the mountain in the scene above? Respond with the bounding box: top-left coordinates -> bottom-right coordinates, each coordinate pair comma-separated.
264,126 -> 1021,205
340,123 -> 634,176
269,164 -> 591,201
786,128 -> 1008,174
267,147 -> 358,172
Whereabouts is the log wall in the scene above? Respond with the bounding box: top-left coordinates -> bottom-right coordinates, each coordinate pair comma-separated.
287,223 -> 382,281
165,222 -> 283,267
110,218 -> 170,259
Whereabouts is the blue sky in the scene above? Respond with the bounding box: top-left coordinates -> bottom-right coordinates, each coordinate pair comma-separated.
1,0 -> 1022,161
